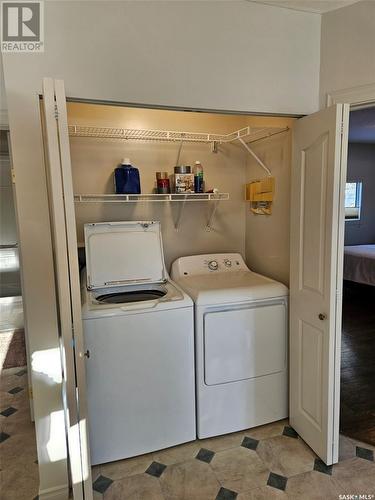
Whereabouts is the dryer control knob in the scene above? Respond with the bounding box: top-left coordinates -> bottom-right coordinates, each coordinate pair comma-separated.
224,259 -> 232,267
208,260 -> 219,271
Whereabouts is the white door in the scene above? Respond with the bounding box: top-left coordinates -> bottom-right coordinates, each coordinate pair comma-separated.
41,78 -> 93,499
290,104 -> 349,465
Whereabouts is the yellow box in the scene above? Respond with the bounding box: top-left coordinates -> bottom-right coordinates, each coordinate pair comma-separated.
245,177 -> 275,215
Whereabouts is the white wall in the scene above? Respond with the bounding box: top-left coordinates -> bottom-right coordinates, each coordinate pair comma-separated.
0,56 -> 8,127
319,0 -> 375,107
2,1 -> 320,495
345,143 -> 375,246
3,1 -> 321,115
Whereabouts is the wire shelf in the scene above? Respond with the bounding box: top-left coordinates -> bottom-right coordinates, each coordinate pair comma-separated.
74,193 -> 230,203
68,125 -> 288,144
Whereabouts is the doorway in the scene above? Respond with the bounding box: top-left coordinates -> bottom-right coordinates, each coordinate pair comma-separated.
340,106 -> 375,448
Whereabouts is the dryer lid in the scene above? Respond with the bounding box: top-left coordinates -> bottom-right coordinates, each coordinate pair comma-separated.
84,221 -> 167,290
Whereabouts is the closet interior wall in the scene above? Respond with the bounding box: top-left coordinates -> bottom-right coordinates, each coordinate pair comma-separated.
67,103 -> 294,273
245,118 -> 294,286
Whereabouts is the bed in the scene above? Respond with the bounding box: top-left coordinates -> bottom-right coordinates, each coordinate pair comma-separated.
343,244 -> 375,286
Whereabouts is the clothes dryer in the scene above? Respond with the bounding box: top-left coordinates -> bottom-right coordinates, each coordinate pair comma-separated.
171,253 -> 288,438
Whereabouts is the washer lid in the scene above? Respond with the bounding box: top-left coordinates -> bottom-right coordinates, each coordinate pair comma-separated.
84,221 -> 167,290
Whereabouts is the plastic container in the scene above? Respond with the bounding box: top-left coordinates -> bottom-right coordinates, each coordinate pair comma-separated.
194,161 -> 204,193
114,158 -> 141,194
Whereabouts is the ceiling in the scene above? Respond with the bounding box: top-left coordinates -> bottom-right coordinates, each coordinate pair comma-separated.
249,0 -> 361,14
349,107 -> 375,144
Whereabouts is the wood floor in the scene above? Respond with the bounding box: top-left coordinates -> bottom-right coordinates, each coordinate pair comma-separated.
340,281 -> 375,446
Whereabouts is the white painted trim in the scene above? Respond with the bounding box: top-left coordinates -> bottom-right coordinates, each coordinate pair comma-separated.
332,103 -> 350,463
39,483 -> 69,500
326,82 -> 375,107
326,85 -> 375,461
326,83 -> 375,462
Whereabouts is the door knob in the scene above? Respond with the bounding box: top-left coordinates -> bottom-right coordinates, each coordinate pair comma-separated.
318,313 -> 327,321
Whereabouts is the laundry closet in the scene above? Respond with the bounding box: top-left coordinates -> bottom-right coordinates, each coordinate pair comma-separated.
68,101 -> 295,282
41,79 -> 353,495
61,99 -> 295,471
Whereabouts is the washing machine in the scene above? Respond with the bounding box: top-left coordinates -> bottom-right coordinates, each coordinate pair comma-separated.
81,221 -> 196,465
171,253 -> 288,439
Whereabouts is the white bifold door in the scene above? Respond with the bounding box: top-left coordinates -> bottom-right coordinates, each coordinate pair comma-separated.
41,78 -> 93,499
290,104 -> 349,465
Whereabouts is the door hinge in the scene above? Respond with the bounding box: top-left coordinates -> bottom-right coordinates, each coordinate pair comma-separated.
340,122 -> 344,136
54,104 -> 59,119
29,386 -> 33,399
11,167 -> 16,184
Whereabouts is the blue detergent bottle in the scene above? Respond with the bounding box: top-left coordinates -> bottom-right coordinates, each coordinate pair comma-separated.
114,158 -> 141,194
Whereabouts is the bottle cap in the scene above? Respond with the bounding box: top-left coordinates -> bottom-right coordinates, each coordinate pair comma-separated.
122,158 -> 131,165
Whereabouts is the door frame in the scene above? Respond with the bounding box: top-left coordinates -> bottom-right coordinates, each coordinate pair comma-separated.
327,82 -> 375,108
325,83 -> 375,460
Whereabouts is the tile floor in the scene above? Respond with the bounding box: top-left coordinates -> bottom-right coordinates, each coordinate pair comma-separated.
0,366 -> 38,500
1,364 -> 375,500
92,423 -> 375,500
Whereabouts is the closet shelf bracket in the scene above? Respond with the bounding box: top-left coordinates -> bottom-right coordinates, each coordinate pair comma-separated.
172,196 -> 188,231
205,198 -> 221,232
165,193 -> 227,231
238,137 -> 272,177
211,141 -> 219,154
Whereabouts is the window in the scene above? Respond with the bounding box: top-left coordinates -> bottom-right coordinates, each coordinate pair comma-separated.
345,182 -> 362,221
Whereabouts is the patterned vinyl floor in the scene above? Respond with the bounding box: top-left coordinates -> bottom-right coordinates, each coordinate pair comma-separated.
1,366 -> 374,500
0,366 -> 38,500
91,422 -> 375,499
